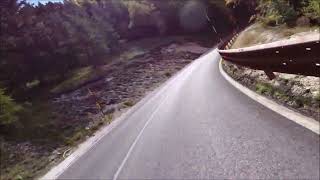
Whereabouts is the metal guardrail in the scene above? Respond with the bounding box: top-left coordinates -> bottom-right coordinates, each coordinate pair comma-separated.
218,32 -> 320,79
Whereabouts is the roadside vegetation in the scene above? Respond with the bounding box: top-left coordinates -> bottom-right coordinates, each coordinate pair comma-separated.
0,89 -> 22,126
223,0 -> 320,120
224,56 -> 320,120
257,0 -> 320,26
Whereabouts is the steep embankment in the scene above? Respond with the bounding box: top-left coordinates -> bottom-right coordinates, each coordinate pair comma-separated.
223,23 -> 320,120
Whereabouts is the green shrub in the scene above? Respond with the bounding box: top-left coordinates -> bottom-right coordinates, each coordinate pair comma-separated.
0,89 -> 22,125
255,82 -> 274,95
257,0 -> 320,26
123,101 -> 134,107
274,91 -> 290,101
258,0 -> 298,26
65,129 -> 86,146
302,0 -> 320,21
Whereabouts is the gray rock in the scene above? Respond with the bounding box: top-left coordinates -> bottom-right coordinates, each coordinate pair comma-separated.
291,85 -> 306,96
288,101 -> 301,108
103,106 -> 116,114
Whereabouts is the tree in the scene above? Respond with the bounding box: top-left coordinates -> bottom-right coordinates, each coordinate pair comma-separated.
257,0 -> 298,26
302,0 -> 320,22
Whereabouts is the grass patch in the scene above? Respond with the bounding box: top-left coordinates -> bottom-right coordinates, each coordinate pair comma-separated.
295,96 -> 312,107
274,91 -> 290,102
119,48 -> 146,60
2,156 -> 49,180
5,164 -> 31,180
90,115 -> 111,132
1,102 -> 65,144
50,66 -> 96,94
255,82 -> 274,95
65,128 -> 87,146
255,82 -> 315,109
123,101 -> 134,107
65,113 -> 114,146
103,114 -> 113,124
232,23 -> 319,49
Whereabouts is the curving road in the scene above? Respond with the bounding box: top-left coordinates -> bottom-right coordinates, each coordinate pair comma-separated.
57,49 -> 319,179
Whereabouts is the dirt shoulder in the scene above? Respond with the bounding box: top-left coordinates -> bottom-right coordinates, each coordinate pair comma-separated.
0,36 -> 213,180
222,23 -> 320,121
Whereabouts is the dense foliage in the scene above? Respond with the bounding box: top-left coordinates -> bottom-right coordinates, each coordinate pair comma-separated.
302,0 -> 320,20
0,0 -> 125,95
257,0 -> 320,26
225,0 -> 320,26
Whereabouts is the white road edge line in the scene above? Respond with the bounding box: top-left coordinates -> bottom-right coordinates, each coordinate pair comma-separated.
113,87 -> 170,180
40,49 -> 206,180
219,59 -> 320,135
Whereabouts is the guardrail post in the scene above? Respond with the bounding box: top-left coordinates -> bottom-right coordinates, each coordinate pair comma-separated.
264,70 -> 276,80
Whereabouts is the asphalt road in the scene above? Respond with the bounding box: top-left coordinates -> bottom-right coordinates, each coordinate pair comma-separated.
58,49 -> 319,179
